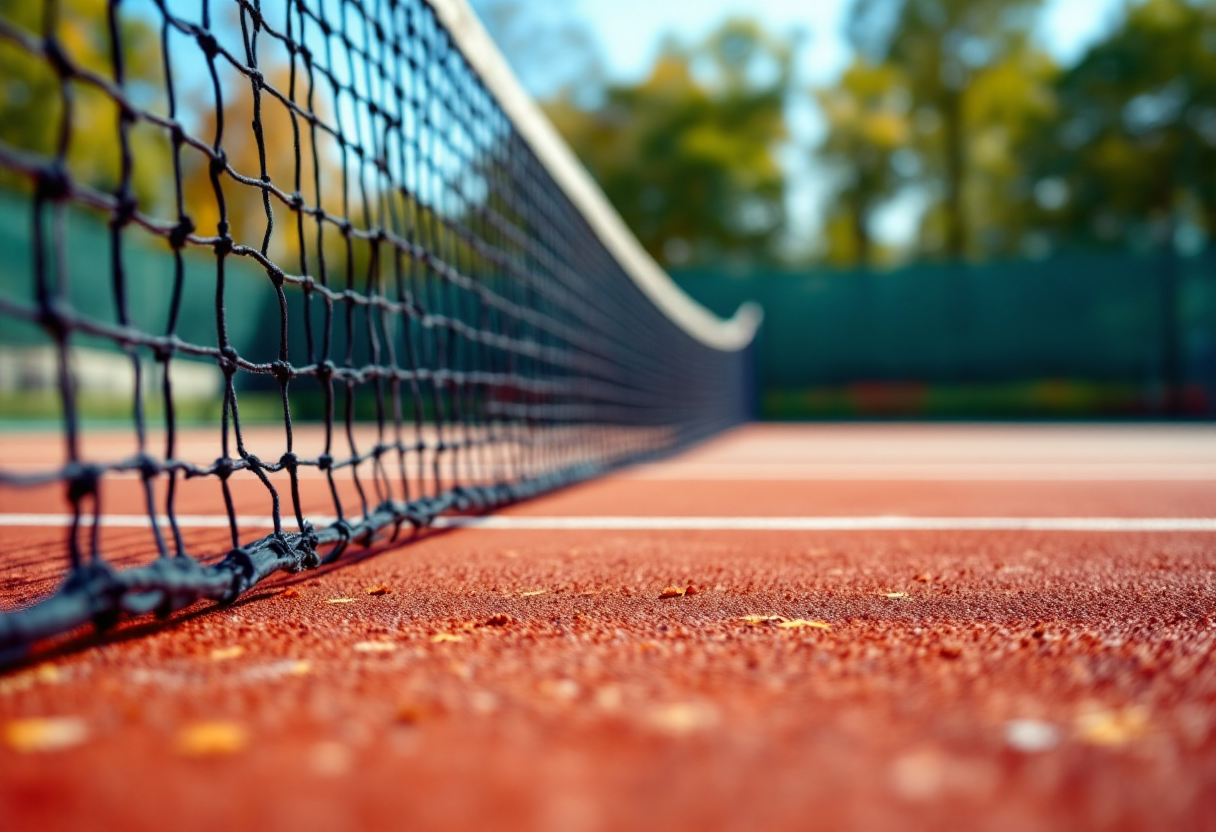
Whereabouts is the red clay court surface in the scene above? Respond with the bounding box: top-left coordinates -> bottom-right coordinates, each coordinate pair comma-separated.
2,423 -> 1215,831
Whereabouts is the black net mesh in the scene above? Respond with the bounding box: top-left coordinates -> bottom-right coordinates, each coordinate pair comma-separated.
0,0 -> 751,656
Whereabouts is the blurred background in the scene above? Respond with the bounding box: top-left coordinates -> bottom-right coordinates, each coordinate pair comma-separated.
0,0 -> 1214,421
473,0 -> 1216,419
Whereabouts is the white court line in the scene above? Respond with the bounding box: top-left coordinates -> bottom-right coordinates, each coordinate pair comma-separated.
619,463 -> 1216,482
0,514 -> 1213,532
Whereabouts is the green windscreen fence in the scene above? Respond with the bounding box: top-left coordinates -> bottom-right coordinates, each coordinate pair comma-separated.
0,190 -> 268,356
0,189 -> 270,423
2,187 -> 1213,420
0,188 -> 503,424
674,257 -> 1216,418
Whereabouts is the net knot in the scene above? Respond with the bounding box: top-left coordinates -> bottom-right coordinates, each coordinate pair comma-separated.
36,165 -> 70,201
299,521 -> 318,549
289,191 -> 305,209
117,98 -> 137,126
218,345 -> 239,375
196,30 -> 220,59
213,234 -> 234,258
169,216 -> 195,249
316,454 -> 334,472
264,536 -> 289,558
111,194 -> 137,229
316,360 -> 336,380
42,38 -> 73,78
134,454 -> 159,481
214,457 -> 235,480
247,69 -> 264,88
209,151 -> 228,177
279,452 -> 299,471
38,300 -> 68,338
270,360 -> 293,383
65,463 -> 101,502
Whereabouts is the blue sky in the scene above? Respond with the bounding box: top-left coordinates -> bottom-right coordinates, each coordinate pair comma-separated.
513,0 -> 1131,256
575,0 -> 1127,84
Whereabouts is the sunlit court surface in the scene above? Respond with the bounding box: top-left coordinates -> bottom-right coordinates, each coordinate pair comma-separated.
3,423 -> 1216,830
3,0 -> 1216,828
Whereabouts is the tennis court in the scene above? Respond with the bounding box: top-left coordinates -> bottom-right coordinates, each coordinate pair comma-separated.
3,422 -> 1216,830
2,0 -> 1216,828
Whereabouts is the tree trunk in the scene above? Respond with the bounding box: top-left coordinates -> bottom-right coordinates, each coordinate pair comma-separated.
941,87 -> 966,260
852,194 -> 871,268
1159,219 -> 1183,417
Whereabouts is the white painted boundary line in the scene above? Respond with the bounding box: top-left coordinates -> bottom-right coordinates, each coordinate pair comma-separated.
620,463 -> 1216,482
1,514 -> 1214,532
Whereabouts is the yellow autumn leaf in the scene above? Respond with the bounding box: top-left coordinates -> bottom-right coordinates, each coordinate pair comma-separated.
883,592 -> 908,599
4,717 -> 88,753
737,615 -> 783,624
210,646 -> 244,661
175,721 -> 248,756
646,703 -> 719,737
777,619 -> 831,630
353,641 -> 396,653
1076,706 -> 1148,747
33,665 -> 61,684
326,598 -> 356,604
519,589 -> 548,597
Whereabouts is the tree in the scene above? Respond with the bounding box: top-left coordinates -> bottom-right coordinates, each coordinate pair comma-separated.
962,48 -> 1058,258
815,61 -> 911,267
0,0 -> 169,209
178,61 -> 342,273
1021,0 -> 1216,415
545,19 -> 797,268
1026,0 -> 1216,251
848,0 -> 1045,260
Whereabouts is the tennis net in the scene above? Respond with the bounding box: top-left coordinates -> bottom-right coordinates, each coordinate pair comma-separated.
0,0 -> 758,656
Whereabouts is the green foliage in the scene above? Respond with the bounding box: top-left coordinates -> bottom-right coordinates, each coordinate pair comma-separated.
545,19 -> 797,269
0,0 -> 169,210
1024,0 -> 1216,252
815,61 -> 911,266
845,0 -> 1046,262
